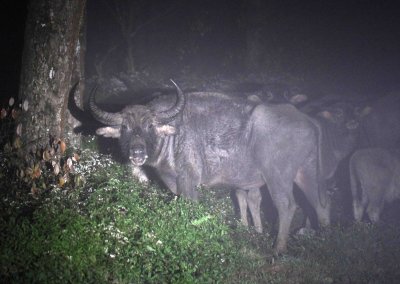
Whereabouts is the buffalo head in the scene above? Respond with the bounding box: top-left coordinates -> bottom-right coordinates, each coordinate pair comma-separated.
90,80 -> 185,166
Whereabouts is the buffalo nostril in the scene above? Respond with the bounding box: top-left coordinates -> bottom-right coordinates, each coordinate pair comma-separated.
130,145 -> 146,158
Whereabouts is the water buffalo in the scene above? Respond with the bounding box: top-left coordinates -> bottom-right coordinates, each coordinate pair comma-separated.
227,81 -> 308,106
357,93 -> 400,149
316,102 -> 370,187
350,148 -> 400,223
85,80 -> 330,254
239,100 -> 369,230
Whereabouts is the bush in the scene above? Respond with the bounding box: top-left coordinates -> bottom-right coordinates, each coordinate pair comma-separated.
3,96 -> 400,283
0,208 -> 107,283
0,145 -> 243,283
80,173 -> 239,283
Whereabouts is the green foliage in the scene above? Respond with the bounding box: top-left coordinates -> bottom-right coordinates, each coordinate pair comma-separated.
2,104 -> 400,282
0,208 -> 107,283
81,175 -> 239,283
0,144 -> 242,283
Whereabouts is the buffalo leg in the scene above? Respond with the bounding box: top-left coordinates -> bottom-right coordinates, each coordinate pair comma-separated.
273,191 -> 297,254
350,159 -> 365,222
295,167 -> 330,227
131,165 -> 149,184
367,204 -> 382,223
265,175 -> 297,254
353,200 -> 365,222
176,166 -> 200,200
157,170 -> 178,195
236,189 -> 263,233
236,190 -> 249,227
247,189 -> 263,233
366,188 -> 384,223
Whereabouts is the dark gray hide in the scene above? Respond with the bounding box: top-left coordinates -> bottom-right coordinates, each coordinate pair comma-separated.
349,148 -> 400,223
316,102 -> 368,186
88,82 -> 328,254
229,81 -> 308,106
240,101 -> 367,230
357,93 -> 400,149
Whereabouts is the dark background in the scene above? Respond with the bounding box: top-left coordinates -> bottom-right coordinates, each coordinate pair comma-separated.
1,0 -> 399,103
0,1 -> 28,104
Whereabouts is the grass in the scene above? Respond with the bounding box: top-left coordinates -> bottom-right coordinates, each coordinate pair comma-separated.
0,147 -> 244,283
2,104 -> 400,282
2,148 -> 400,283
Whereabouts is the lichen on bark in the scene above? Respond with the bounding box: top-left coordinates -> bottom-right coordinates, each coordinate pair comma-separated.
18,0 -> 86,151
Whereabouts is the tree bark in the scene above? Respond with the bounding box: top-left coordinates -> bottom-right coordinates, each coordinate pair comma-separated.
18,0 -> 86,150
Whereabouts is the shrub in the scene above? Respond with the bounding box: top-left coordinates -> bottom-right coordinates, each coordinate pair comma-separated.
81,174 -> 239,283
0,144 -> 243,283
0,208 -> 108,283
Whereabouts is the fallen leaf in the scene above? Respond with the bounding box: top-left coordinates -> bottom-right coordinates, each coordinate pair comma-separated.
0,108 -> 7,119
32,164 -> 41,179
11,109 -> 19,119
31,186 -> 39,198
13,137 -> 22,149
53,163 -> 60,175
22,100 -> 29,111
72,153 -> 80,162
16,124 -> 22,136
58,177 -> 66,187
59,140 -> 66,154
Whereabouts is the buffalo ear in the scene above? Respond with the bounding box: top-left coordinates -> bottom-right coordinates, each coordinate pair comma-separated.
289,94 -> 308,105
247,94 -> 262,103
96,126 -> 121,138
155,124 -> 176,136
317,110 -> 333,120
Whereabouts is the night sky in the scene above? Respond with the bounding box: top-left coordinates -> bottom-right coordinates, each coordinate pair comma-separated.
1,0 -> 399,103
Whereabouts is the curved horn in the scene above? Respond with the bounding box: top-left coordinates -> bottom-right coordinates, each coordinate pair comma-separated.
88,85 -> 123,126
155,79 -> 186,123
68,81 -> 87,119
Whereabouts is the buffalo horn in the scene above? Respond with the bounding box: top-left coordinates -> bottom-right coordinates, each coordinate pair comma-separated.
88,85 -> 123,126
155,79 -> 186,123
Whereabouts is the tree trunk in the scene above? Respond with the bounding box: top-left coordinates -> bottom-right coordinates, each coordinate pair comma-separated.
68,6 -> 87,148
18,0 -> 86,150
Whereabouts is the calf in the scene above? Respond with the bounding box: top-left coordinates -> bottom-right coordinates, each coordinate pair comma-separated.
350,148 -> 400,223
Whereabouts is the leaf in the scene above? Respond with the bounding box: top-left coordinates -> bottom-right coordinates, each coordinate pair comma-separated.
67,158 -> 73,170
31,186 -> 39,198
22,99 -> 29,111
58,177 -> 66,187
74,174 -> 85,187
13,137 -> 22,149
0,108 -> 7,119
72,153 -> 80,162
11,109 -> 19,119
3,142 -> 12,152
31,164 -> 41,179
16,123 -> 22,136
53,163 -> 60,175
146,245 -> 156,252
191,215 -> 212,226
59,140 -> 66,154
42,148 -> 54,161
